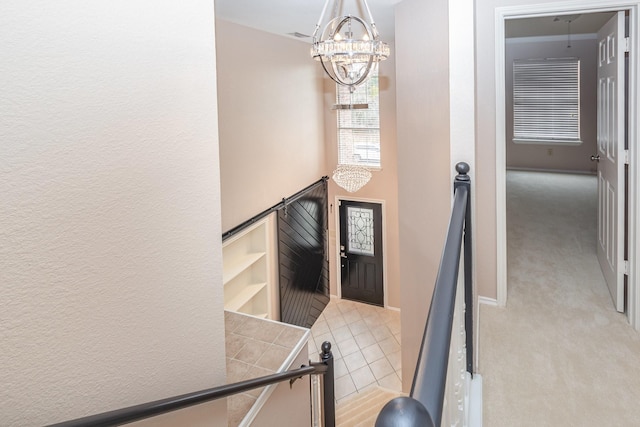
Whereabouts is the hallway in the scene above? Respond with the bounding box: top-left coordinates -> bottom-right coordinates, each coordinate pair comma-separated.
480,171 -> 640,425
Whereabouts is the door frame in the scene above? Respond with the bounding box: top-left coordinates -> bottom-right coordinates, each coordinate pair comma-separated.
495,1 -> 640,329
334,195 -> 388,308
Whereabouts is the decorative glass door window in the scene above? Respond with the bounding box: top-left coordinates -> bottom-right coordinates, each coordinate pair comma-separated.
347,206 -> 375,256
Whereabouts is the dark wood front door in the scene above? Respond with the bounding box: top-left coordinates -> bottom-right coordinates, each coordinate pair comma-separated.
339,200 -> 383,306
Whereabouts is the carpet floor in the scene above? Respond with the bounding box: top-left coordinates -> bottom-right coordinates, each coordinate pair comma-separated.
479,170 -> 640,426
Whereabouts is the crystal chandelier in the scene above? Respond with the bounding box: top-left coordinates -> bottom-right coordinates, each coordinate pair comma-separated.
310,0 -> 390,91
332,164 -> 372,193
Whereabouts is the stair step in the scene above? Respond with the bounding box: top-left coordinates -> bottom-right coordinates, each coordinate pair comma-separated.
336,387 -> 403,427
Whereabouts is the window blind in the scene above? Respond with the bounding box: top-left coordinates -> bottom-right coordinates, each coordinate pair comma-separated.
513,58 -> 581,143
336,70 -> 381,167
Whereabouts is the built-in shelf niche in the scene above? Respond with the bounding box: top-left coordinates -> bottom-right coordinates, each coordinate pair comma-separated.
222,215 -> 277,320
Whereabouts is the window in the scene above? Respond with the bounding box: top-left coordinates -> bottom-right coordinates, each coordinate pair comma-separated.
336,70 -> 381,168
513,58 -> 581,144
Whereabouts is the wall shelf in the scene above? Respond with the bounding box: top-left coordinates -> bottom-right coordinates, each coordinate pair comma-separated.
222,216 -> 277,319
225,282 -> 267,312
223,253 -> 266,285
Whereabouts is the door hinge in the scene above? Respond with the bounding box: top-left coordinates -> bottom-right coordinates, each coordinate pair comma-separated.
625,149 -> 630,165
625,37 -> 630,53
624,260 -> 629,275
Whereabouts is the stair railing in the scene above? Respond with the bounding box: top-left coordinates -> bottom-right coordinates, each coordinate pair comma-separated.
48,342 -> 335,427
376,162 -> 474,427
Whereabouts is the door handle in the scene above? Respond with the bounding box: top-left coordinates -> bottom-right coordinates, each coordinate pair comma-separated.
340,252 -> 347,258
591,154 -> 600,162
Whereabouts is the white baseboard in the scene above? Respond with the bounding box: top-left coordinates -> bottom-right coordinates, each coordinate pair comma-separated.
478,296 -> 498,306
469,374 -> 483,427
506,166 -> 596,176
385,305 -> 401,312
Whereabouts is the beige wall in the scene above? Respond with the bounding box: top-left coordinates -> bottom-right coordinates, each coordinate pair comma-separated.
215,20 -> 328,232
0,1 -> 226,425
395,0 -> 452,392
506,36 -> 598,173
324,51 -> 401,309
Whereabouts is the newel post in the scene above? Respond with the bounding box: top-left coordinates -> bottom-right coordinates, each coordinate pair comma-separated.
321,341 -> 335,427
454,162 -> 474,375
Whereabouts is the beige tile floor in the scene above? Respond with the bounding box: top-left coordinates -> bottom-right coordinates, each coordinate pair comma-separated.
308,298 -> 402,403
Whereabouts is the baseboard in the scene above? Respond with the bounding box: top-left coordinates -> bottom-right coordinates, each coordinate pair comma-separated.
469,374 -> 483,427
329,294 -> 400,312
506,166 -> 596,176
478,296 -> 498,306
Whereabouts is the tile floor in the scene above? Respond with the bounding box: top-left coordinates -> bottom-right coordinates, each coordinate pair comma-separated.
307,298 -> 402,403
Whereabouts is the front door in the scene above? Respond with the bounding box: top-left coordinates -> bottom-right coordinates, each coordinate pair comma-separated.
339,200 -> 384,306
596,11 -> 626,312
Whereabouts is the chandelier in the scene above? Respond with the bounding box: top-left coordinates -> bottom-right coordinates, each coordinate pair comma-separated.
332,164 -> 372,193
310,0 -> 390,91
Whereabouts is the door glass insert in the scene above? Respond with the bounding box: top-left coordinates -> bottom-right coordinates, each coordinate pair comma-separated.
347,206 -> 375,256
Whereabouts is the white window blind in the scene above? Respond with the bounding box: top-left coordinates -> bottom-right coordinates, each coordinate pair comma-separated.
336,70 -> 381,168
513,58 -> 581,144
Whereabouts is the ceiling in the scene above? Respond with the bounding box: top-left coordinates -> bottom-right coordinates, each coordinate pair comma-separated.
214,0 -> 402,42
505,12 -> 616,38
214,2 -> 617,43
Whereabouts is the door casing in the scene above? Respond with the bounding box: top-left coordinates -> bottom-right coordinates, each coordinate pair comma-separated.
495,1 -> 640,330
335,195 -> 389,308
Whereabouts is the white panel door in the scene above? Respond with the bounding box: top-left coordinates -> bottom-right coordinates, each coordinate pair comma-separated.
596,11 -> 625,312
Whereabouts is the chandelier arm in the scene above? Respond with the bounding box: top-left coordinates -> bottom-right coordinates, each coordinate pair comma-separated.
333,57 -> 375,88
312,0 -> 332,41
360,0 -> 380,38
321,57 -> 371,89
320,59 -> 344,86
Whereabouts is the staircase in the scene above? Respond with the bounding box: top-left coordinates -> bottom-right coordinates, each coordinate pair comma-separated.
336,387 -> 404,427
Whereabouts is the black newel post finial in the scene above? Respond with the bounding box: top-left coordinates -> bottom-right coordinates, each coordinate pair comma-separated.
455,162 -> 470,182
375,396 -> 435,427
320,341 -> 335,427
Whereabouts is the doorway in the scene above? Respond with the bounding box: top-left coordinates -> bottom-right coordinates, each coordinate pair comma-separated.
338,199 -> 384,306
495,1 -> 640,328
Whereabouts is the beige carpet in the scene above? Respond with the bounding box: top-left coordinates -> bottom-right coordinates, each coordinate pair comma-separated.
480,171 -> 640,426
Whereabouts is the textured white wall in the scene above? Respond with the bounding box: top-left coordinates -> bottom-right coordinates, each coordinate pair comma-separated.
0,1 -> 227,425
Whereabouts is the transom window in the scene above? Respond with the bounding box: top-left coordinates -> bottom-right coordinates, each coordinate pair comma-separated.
513,58 -> 581,144
336,70 -> 381,168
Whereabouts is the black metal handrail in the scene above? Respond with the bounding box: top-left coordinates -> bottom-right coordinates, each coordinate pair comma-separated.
376,162 -> 473,427
49,342 -> 335,427
222,176 -> 329,241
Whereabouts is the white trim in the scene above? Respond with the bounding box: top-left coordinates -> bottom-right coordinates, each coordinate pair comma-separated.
334,196 -> 389,308
239,327 -> 311,426
468,373 -> 483,427
478,296 -> 498,307
495,1 -> 640,330
506,166 -> 597,175
496,10 -> 508,308
629,7 -> 640,330
449,0 -> 479,378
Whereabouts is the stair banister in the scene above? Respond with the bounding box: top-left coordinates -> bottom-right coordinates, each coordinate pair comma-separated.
376,162 -> 474,427
48,342 -> 335,427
